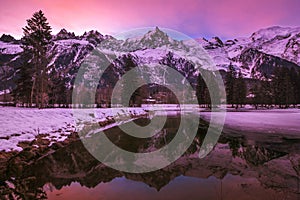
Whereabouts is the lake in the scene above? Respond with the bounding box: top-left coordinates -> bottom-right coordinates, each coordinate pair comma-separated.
1,112 -> 299,200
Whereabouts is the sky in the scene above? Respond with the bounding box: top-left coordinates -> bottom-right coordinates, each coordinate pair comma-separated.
0,0 -> 300,40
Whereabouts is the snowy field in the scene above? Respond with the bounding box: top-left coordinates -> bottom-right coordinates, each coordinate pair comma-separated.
200,109 -> 300,136
0,107 -> 147,151
1,106 -> 300,152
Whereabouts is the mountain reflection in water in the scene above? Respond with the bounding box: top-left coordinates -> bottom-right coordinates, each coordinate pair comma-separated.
0,114 -> 299,200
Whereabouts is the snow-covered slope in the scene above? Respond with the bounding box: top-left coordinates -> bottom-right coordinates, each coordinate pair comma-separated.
1,26 -> 300,92
224,26 -> 300,62
96,26 -> 300,79
0,41 -> 22,54
198,26 -> 300,77
250,26 -> 300,59
0,30 -> 106,90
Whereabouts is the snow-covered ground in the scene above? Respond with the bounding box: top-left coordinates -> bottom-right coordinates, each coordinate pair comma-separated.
200,109 -> 300,136
0,41 -> 22,54
0,89 -> 10,96
0,107 -> 147,152
1,106 -> 300,152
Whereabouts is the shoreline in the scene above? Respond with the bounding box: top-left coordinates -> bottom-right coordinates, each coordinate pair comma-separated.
0,108 -> 299,199
200,108 -> 300,138
1,107 -> 300,178
2,106 -> 300,153
0,106 -> 148,152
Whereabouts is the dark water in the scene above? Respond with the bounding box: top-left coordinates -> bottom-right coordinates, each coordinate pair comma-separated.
1,114 -> 300,200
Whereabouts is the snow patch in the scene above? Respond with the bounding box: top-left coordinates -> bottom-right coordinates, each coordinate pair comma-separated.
0,107 -> 147,152
0,41 -> 22,54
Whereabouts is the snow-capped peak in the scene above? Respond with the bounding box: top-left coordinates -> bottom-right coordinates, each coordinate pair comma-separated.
81,30 -> 103,39
80,30 -> 104,45
0,34 -> 18,43
140,27 -> 174,46
193,25 -> 300,78
54,28 -> 77,40
250,26 -> 300,41
144,27 -> 167,38
208,37 -> 223,47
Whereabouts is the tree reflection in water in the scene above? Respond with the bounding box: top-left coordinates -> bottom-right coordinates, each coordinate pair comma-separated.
0,115 -> 299,199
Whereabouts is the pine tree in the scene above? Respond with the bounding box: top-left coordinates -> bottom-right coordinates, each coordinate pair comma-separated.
12,52 -> 33,106
225,63 -> 237,107
271,67 -> 296,108
21,10 -> 52,108
48,69 -> 68,107
283,67 -> 294,108
196,68 -> 223,108
272,67 -> 285,108
196,69 -> 208,107
236,71 -> 247,108
260,74 -> 273,108
251,83 -> 261,109
206,70 -> 221,108
289,67 -> 298,107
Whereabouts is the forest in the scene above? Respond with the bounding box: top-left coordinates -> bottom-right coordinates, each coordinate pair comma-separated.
8,11 -> 300,109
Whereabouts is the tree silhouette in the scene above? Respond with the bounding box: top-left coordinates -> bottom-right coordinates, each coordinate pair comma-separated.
225,63 -> 237,107
236,71 -> 247,108
18,10 -> 52,108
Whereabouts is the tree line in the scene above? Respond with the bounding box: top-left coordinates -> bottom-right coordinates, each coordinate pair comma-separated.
10,11 -> 300,109
11,11 -> 148,108
250,66 -> 300,108
198,63 -> 300,109
196,62 -> 300,109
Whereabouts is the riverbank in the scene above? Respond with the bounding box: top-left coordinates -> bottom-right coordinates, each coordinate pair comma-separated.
0,107 -> 148,152
2,106 -> 300,153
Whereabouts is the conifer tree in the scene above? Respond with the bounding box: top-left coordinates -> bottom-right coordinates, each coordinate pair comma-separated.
12,52 -> 33,106
21,10 -> 52,108
48,70 -> 67,107
289,67 -> 298,107
236,71 -> 247,108
271,67 -> 296,108
196,69 -> 208,107
260,74 -> 273,108
225,63 -> 237,107
251,83 -> 261,109
283,67 -> 294,107
272,67 -> 285,108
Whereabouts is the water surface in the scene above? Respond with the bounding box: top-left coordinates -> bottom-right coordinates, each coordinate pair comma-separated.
1,114 -> 299,199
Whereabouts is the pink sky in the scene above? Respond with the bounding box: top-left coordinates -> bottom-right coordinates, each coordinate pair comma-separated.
0,0 -> 299,39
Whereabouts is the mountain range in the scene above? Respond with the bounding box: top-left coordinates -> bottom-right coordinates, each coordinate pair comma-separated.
1,26 -> 300,92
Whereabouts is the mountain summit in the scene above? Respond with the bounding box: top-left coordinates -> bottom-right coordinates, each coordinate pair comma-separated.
1,26 -> 300,91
